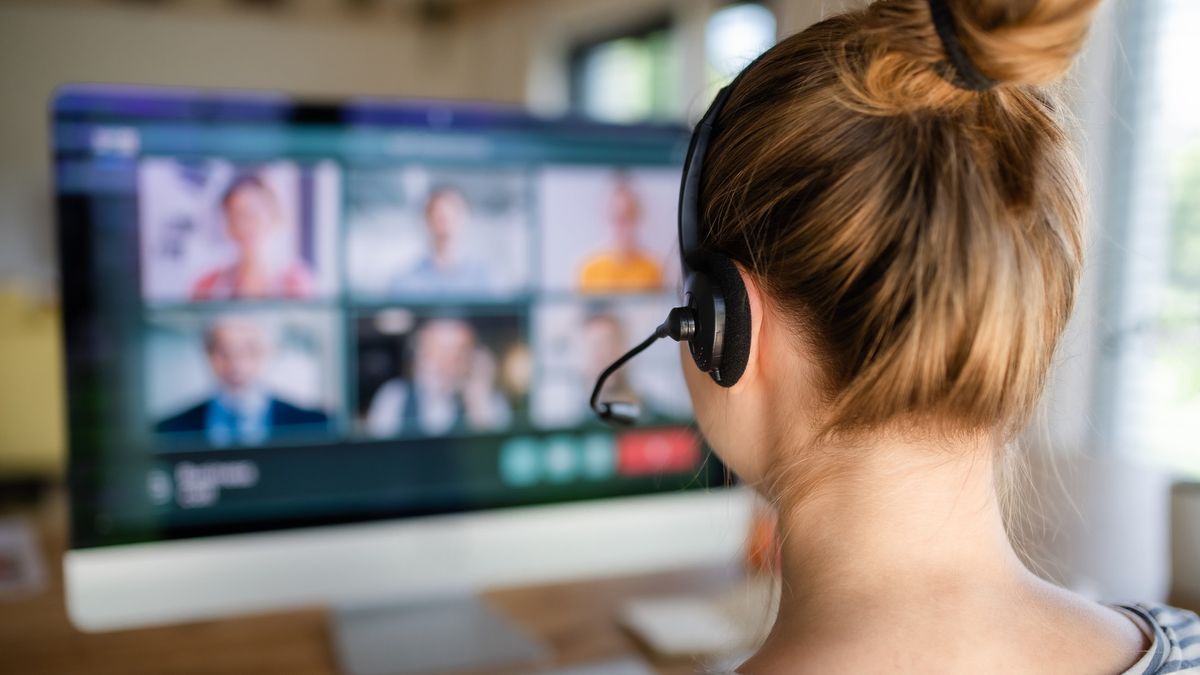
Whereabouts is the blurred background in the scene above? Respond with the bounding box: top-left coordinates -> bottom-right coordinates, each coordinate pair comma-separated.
1,0 -> 1199,670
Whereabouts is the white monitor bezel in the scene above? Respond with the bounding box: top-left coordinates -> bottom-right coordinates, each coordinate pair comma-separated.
66,487 -> 753,631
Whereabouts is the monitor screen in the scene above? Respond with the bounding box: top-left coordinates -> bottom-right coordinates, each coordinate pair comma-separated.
54,85 -> 726,549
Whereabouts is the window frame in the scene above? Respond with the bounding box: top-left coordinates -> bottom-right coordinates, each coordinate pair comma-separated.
566,14 -> 676,119
559,0 -> 778,124
1089,0 -> 1190,465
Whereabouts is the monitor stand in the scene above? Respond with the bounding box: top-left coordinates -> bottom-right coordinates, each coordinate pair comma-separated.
330,594 -> 550,675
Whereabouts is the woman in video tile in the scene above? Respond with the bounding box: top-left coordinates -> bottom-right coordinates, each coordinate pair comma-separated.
577,175 -> 665,295
531,300 -> 692,428
582,312 -> 638,407
191,173 -> 315,301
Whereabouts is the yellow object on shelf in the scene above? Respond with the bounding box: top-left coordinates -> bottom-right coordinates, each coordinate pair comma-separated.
0,288 -> 65,479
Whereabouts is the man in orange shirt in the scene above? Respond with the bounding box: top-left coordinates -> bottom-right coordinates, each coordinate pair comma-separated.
577,176 -> 664,294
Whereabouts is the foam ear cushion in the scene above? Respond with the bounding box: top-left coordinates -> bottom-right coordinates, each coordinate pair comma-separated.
703,254 -> 751,387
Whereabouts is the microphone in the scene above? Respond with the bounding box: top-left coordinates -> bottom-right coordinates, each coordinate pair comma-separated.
591,307 -> 697,426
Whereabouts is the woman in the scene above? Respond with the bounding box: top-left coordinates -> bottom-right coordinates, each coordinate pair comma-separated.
577,175 -> 664,294
682,0 -> 1200,672
192,174 -> 314,301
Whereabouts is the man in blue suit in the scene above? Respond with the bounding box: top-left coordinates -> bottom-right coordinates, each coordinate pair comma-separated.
156,316 -> 329,447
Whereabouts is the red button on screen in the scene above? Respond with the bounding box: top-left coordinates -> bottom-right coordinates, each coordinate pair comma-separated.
616,429 -> 700,477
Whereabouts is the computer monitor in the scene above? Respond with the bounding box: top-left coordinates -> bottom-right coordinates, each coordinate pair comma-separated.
54,85 -> 751,643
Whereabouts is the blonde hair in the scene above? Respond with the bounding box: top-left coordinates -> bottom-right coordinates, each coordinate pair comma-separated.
702,0 -> 1100,439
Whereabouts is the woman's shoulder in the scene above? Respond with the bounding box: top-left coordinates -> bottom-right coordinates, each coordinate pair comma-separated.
1114,603 -> 1200,674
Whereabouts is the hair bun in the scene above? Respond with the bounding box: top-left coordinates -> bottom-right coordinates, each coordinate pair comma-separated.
927,0 -> 997,90
949,0 -> 1102,87
852,0 -> 1100,113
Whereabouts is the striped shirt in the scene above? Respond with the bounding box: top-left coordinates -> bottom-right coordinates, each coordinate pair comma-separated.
706,602 -> 1200,674
1117,604 -> 1200,674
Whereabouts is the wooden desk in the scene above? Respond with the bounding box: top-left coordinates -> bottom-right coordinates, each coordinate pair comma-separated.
0,493 -> 744,675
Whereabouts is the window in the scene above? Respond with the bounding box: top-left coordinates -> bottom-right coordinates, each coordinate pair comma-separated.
1097,0 -> 1200,476
567,3 -> 776,124
569,18 -> 681,123
705,2 -> 777,89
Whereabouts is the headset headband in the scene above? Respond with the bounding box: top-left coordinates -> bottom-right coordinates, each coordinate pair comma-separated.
677,82 -> 737,275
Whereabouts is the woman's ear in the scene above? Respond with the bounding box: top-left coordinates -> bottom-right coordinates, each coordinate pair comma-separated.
728,262 -> 764,394
684,263 -> 772,485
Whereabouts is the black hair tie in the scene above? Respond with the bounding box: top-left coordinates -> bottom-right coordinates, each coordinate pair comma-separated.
927,0 -> 997,91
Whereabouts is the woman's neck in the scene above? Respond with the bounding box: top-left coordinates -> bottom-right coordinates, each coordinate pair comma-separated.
775,434 -> 1019,604
747,433 -> 1028,669
742,432 -> 1144,674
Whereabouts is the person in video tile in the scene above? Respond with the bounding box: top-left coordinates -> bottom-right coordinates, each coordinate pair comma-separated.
390,186 -> 492,296
366,318 -> 512,438
577,175 -> 665,294
583,312 -> 639,407
191,174 -> 315,301
156,316 -> 329,446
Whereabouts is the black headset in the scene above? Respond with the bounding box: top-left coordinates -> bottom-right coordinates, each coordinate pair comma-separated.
591,76 -> 753,426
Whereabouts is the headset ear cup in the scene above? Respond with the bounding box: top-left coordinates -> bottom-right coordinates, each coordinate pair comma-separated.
704,254 -> 751,387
